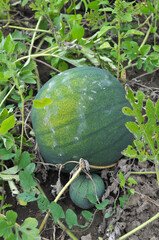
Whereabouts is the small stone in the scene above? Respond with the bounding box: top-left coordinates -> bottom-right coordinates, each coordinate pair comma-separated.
81,233 -> 92,240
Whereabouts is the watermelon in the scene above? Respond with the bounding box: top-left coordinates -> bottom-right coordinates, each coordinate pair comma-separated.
31,67 -> 133,172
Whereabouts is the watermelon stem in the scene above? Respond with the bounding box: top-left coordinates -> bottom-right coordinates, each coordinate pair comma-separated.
118,212 -> 159,240
39,159 -> 86,238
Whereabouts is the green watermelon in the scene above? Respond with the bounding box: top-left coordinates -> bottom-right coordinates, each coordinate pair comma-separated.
31,67 -> 134,172
69,173 -> 105,209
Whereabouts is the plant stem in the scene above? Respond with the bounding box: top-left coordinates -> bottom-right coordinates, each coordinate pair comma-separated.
117,22 -> 121,80
154,0 -> 159,45
131,171 -> 156,175
14,46 -> 59,64
7,25 -> 52,34
154,158 -> 159,186
12,75 -> 24,156
138,23 -> 152,51
118,212 -> 159,240
28,16 -> 42,57
39,160 -> 85,237
0,84 -> 15,108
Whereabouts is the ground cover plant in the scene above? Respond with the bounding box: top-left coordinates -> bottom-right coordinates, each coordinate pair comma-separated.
0,0 -> 159,239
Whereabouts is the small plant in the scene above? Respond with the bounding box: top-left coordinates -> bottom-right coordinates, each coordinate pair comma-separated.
122,86 -> 159,185
118,171 -> 137,208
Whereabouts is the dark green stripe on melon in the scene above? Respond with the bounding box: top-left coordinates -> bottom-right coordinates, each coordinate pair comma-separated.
69,173 -> 105,209
31,67 -> 134,172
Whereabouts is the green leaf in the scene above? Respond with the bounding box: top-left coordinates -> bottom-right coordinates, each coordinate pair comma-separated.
12,30 -> 29,41
71,24 -> 85,40
18,151 -> 31,170
6,210 -> 17,224
99,42 -> 111,49
121,12 -> 132,22
0,115 -> 15,135
119,172 -> 125,188
122,145 -> 137,158
0,219 -> 14,238
0,72 -> 9,82
122,107 -> 134,116
119,195 -> 128,208
37,195 -> 50,212
87,194 -> 97,204
33,98 -> 53,109
25,163 -> 35,173
128,177 -> 137,185
140,45 -> 151,55
22,0 -> 29,7
0,148 -> 15,160
153,45 -> 159,52
136,59 -> 143,70
125,122 -> 141,139
4,34 -> 15,54
58,61 -> 68,72
18,190 -> 37,203
82,210 -> 93,221
50,201 -> 65,223
98,26 -> 114,37
19,168 -> 36,191
96,199 -> 109,210
19,217 -> 40,240
126,29 -> 144,36
65,209 -> 79,228
88,1 -> 100,10
1,133 -> 15,150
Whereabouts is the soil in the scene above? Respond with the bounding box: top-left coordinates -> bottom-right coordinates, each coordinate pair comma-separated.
1,2 -> 159,240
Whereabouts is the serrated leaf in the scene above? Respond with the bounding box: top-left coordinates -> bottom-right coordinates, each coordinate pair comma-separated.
133,139 -> 148,162
0,115 -> 15,135
121,12 -> 132,22
33,98 -> 53,109
50,201 -> 65,223
65,209 -> 78,229
19,217 -> 40,240
0,219 -> 14,238
128,177 -> 137,185
155,100 -> 159,120
125,122 -> 141,139
122,107 -> 134,116
146,99 -> 155,121
140,45 -> 151,55
122,144 -> 138,158
4,34 -> 15,54
6,210 -> 17,224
